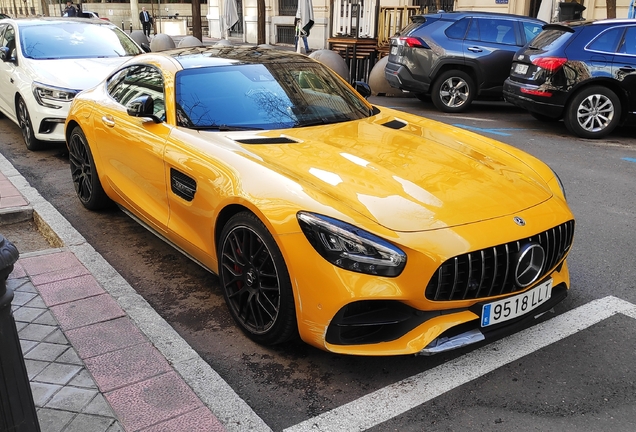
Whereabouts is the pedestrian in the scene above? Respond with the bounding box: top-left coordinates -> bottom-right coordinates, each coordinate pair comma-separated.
63,0 -> 77,17
294,18 -> 310,54
139,6 -> 153,37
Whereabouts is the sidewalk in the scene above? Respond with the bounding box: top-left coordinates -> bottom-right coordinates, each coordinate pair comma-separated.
0,153 -> 270,431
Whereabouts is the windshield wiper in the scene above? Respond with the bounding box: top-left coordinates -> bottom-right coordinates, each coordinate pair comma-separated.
190,125 -> 264,131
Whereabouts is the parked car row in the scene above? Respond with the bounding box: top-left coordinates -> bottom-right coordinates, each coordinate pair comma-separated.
0,15 -> 577,356
386,11 -> 636,139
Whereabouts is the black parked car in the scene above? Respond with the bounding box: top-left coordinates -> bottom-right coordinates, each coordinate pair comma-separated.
503,19 -> 636,139
385,11 -> 545,113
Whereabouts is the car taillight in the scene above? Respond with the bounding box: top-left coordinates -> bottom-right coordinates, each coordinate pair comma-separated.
399,37 -> 429,48
531,57 -> 567,72
521,88 -> 553,97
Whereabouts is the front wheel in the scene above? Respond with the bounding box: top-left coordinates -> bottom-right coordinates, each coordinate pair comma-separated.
431,70 -> 475,113
563,86 -> 621,139
17,97 -> 43,151
68,126 -> 112,210
218,212 -> 298,345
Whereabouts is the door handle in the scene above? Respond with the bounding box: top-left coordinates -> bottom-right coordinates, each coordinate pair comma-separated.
467,47 -> 483,53
102,115 -> 115,127
619,66 -> 635,72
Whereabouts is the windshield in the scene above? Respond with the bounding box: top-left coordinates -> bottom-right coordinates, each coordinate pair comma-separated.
175,62 -> 372,130
20,23 -> 142,59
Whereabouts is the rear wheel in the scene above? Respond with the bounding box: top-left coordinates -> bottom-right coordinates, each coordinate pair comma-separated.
17,97 -> 44,151
563,86 -> 621,139
68,126 -> 112,210
218,212 -> 298,345
431,70 -> 475,113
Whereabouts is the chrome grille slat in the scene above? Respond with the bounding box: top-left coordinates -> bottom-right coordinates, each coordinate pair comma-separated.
425,220 -> 575,301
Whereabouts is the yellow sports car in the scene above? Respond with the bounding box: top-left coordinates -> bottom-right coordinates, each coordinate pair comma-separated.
65,46 -> 575,356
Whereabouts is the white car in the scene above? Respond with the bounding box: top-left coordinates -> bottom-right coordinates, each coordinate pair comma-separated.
0,17 -> 145,150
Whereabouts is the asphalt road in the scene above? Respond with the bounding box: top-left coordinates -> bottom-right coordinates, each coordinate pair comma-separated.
1,97 -> 635,432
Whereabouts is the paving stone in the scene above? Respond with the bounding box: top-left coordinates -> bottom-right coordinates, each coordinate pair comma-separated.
14,306 -> 46,323
83,394 -> 115,417
26,295 -> 48,309
35,362 -> 83,385
24,342 -> 68,362
56,347 -> 83,365
106,421 -> 125,432
16,320 -> 28,332
50,294 -> 125,331
12,290 -> 37,306
64,413 -> 115,432
44,328 -> 71,345
31,382 -> 62,407
19,322 -> 57,341
20,251 -> 83,277
37,274 -> 105,306
139,406 -> 226,432
34,310 -> 59,326
25,358 -> 49,380
45,386 -> 98,412
65,317 -> 148,359
20,339 -> 38,354
36,407 -> 74,432
69,369 -> 98,389
7,276 -> 30,291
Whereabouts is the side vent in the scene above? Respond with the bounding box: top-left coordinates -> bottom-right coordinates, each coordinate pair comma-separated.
235,137 -> 298,144
382,119 -> 407,130
170,168 -> 197,202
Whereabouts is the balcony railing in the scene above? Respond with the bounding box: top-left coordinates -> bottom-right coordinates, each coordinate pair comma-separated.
331,0 -> 378,38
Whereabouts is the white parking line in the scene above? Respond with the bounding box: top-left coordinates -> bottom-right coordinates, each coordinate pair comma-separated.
284,296 -> 636,432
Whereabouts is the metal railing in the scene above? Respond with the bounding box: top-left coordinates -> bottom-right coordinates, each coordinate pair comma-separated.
377,6 -> 421,47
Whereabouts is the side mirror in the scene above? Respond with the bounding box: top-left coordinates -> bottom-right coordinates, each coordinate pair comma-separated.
127,95 -> 161,123
0,46 -> 14,63
140,43 -> 151,53
353,81 -> 372,99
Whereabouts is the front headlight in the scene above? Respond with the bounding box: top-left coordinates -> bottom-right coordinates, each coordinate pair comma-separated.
32,82 -> 79,109
297,212 -> 406,277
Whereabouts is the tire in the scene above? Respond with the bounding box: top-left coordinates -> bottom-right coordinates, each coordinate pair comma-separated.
530,111 -> 560,122
563,86 -> 621,139
68,126 -> 112,210
431,70 -> 475,113
218,212 -> 298,345
17,97 -> 44,151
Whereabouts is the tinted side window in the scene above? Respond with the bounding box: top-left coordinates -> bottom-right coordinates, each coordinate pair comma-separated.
467,18 -> 516,45
445,17 -> 469,39
522,22 -> 543,44
617,26 -> 636,55
588,27 -> 624,53
108,66 -> 165,121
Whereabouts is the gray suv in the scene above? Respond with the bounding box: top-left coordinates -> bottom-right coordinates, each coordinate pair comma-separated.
385,11 -> 545,113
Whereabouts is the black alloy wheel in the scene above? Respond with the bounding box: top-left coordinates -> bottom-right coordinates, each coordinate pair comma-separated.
431,70 -> 476,113
17,97 -> 43,150
68,126 -> 111,210
564,86 -> 621,139
218,212 -> 297,345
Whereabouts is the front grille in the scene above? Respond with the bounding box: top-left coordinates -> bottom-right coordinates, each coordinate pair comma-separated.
425,220 -> 575,301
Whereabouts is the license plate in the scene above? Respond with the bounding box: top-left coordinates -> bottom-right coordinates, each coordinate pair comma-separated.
515,63 -> 529,74
481,279 -> 552,327
390,46 -> 398,55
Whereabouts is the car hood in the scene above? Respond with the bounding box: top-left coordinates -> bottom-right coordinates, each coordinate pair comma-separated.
25,57 -> 130,90
227,116 -> 554,232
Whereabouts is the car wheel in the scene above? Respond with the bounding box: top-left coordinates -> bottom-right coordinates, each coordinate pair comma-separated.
68,126 -> 112,210
530,111 -> 560,122
563,86 -> 621,139
17,97 -> 43,151
218,212 -> 298,345
431,70 -> 475,113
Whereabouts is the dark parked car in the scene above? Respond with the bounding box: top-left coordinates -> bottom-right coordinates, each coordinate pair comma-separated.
385,11 -> 545,113
503,19 -> 636,139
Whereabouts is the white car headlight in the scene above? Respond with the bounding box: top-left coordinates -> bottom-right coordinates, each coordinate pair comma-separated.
297,212 -> 407,277
32,82 -> 79,109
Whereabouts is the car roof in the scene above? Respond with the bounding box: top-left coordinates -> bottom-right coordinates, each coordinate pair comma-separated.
155,46 -> 318,69
412,10 -> 545,23
5,17 -> 114,27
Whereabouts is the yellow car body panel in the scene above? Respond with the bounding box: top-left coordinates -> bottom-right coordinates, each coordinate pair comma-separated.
65,48 -> 575,356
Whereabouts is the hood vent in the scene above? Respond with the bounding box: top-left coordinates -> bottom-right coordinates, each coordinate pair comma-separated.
235,137 -> 298,144
382,119 -> 407,130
